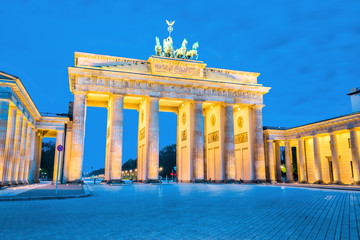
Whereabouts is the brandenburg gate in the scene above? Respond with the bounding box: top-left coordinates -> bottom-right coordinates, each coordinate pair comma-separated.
63,49 -> 270,183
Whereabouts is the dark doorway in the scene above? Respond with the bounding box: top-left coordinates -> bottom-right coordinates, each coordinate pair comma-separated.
327,157 -> 334,183
291,147 -> 298,181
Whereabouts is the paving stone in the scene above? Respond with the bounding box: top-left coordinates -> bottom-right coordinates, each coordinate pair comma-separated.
0,183 -> 359,239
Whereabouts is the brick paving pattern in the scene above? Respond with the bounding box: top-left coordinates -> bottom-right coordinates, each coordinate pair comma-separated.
0,183 -> 359,239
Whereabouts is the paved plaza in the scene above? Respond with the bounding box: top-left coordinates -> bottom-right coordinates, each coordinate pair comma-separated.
0,183 -> 359,239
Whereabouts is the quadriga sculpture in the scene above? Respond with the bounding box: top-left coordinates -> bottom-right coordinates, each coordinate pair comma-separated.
185,42 -> 199,60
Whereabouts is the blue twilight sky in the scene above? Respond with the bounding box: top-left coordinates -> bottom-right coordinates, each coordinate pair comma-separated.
1,0 -> 359,171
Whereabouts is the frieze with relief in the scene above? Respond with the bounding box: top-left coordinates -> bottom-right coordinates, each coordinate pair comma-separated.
76,76 -> 264,102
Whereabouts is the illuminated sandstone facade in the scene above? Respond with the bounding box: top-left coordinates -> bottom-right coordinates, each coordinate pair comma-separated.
0,72 -> 68,186
63,52 -> 270,183
263,112 -> 360,184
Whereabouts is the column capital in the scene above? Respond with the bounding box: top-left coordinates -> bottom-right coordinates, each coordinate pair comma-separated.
267,139 -> 274,143
193,99 -> 205,104
109,94 -> 124,99
223,102 -> 235,107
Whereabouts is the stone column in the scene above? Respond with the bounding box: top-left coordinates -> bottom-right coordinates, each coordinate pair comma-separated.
224,104 -> 236,181
349,129 -> 360,184
23,125 -> 33,183
275,141 -> 282,182
193,101 -> 204,180
147,98 -> 159,181
285,140 -> 293,183
53,131 -> 65,183
69,92 -> 87,182
27,127 -> 36,183
34,132 -> 43,183
252,105 -> 266,181
108,95 -> 124,182
267,140 -> 276,182
0,100 -> 10,185
329,132 -> 341,184
312,135 -> 323,183
3,108 -> 17,184
297,138 -> 307,183
16,119 -> 28,183
7,112 -> 23,184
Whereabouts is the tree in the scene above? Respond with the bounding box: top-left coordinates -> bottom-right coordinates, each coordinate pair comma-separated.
159,144 -> 176,177
122,158 -> 137,171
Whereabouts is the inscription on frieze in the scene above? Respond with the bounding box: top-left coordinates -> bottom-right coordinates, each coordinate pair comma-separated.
149,57 -> 206,79
235,132 -> 248,144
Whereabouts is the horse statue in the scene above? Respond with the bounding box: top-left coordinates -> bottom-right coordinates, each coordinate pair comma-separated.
185,42 -> 199,60
155,37 -> 162,56
174,39 -> 188,59
163,36 -> 174,57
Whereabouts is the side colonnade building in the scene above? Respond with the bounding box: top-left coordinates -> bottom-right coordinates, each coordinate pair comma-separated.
264,109 -> 360,185
0,72 -> 68,186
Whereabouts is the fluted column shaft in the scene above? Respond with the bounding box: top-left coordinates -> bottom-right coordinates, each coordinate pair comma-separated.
224,104 -> 235,180
297,138 -> 307,183
7,112 -> 22,183
285,140 -> 293,182
267,140 -> 276,182
16,119 -> 28,183
275,141 -> 282,182
253,105 -> 266,181
34,133 -> 43,183
53,131 -> 65,183
108,95 -> 124,181
23,125 -> 33,182
312,135 -> 323,183
349,129 -> 360,183
69,92 -> 87,182
147,98 -> 159,180
27,127 -> 36,183
193,102 -> 204,180
329,133 -> 341,183
0,100 -> 10,183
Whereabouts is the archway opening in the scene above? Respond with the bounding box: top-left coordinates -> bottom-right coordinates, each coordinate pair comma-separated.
83,107 -> 107,181
121,109 -> 139,180
159,111 -> 177,180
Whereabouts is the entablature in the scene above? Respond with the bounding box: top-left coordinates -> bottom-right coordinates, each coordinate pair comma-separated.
264,112 -> 360,141
36,116 -> 69,133
68,67 -> 269,106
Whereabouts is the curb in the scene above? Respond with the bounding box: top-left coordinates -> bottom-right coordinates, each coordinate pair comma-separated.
0,185 -> 91,201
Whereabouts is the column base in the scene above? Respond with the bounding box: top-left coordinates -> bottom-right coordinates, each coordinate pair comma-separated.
66,180 -> 84,184
314,180 -> 324,184
270,180 -> 278,184
226,179 -> 237,184
107,179 -> 125,184
285,180 -> 293,183
332,180 -> 343,185
192,179 -> 206,183
146,179 -> 161,184
256,179 -> 267,183
299,181 -> 308,184
352,181 -> 360,185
